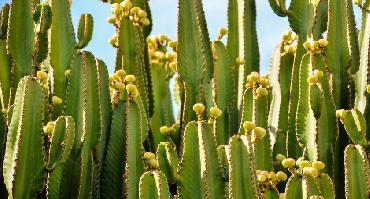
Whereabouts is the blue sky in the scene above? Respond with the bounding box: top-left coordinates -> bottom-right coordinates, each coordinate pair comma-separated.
0,0 -> 362,74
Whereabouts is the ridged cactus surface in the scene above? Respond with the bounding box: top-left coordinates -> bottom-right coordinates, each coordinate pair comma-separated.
0,0 -> 368,198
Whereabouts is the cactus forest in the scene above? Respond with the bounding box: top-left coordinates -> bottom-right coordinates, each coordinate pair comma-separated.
0,0 -> 369,198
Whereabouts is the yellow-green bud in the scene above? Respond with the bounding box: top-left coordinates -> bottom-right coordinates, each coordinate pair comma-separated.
307,75 -> 318,84
37,71 -> 48,80
193,103 -> 205,114
276,171 -> 287,181
256,87 -> 268,96
149,159 -> 158,168
109,34 -> 118,46
312,161 -> 325,170
155,51 -> 165,60
168,41 -> 178,49
137,10 -> 147,18
52,96 -> 63,105
258,174 -> 267,182
107,16 -> 116,24
140,18 -> 150,26
116,69 -> 126,77
143,152 -> 155,160
114,82 -> 125,91
259,77 -> 269,87
318,39 -> 328,47
268,171 -> 277,181
303,167 -> 311,175
120,0 -> 132,8
303,41 -> 311,50
112,73 -> 121,82
242,121 -> 256,132
249,72 -> 260,83
169,62 -> 177,71
219,28 -> 228,35
111,3 -> 122,15
296,157 -> 304,166
126,84 -> 139,97
125,75 -> 136,83
65,69 -> 71,77
366,85 -> 370,94
253,127 -> 266,139
314,70 -> 324,79
43,121 -> 55,134
209,107 -> 222,118
336,109 -> 345,118
298,160 -> 311,169
313,41 -> 319,49
276,154 -> 286,162
282,158 -> 296,168
130,7 -> 140,14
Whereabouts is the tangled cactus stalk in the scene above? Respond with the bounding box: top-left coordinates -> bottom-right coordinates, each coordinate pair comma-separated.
0,0 -> 368,198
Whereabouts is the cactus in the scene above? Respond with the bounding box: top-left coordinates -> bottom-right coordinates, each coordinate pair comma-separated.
0,0 -> 368,198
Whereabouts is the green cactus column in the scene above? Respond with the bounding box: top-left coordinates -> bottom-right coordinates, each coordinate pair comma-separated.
3,77 -> 45,199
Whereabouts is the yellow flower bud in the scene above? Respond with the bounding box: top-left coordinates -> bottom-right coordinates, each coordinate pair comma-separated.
248,72 -> 260,83
318,39 -> 328,47
109,34 -> 118,46
303,41 -> 311,50
242,121 -> 256,132
65,69 -> 71,77
258,174 -> 267,182
143,152 -> 155,160
168,41 -> 178,49
43,125 -> 54,134
209,107 -> 222,118
276,154 -> 286,162
310,167 -> 319,177
140,18 -> 150,26
120,0 -> 132,8
126,84 -> 138,96
366,85 -> 370,94
256,87 -> 268,96
193,103 -> 205,114
298,160 -> 311,169
336,109 -> 345,118
282,158 -> 296,168
268,171 -> 278,181
307,75 -> 318,84
125,75 -> 136,83
137,10 -> 147,18
169,62 -> 177,71
52,96 -> 63,105
276,171 -> 287,181
112,73 -> 121,82
259,77 -> 269,87
303,167 -> 311,175
116,69 -> 126,77
130,7 -> 140,14
312,161 -> 325,170
114,82 -> 125,91
111,3 -> 122,15
37,71 -> 48,80
253,127 -> 266,139
296,157 -> 304,166
314,70 -> 324,79
107,16 -> 116,24
149,158 -> 158,168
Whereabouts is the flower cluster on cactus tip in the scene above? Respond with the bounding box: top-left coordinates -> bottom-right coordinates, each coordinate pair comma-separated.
110,0 -> 150,27
303,38 -> 328,54
281,157 -> 326,178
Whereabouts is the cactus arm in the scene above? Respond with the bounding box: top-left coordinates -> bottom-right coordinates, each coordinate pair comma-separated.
312,0 -> 328,38
296,54 -> 317,161
269,46 -> 294,157
228,135 -> 260,198
100,102 -> 126,198
213,41 -> 238,144
303,175 -> 321,198
3,77 -> 45,198
124,99 -> 145,199
346,0 -> 360,75
216,145 -> 229,195
150,64 -> 175,147
227,0 -> 239,91
338,109 -> 367,146
239,89 -> 254,134
344,144 -> 370,199
355,1 -> 370,112
33,3 -> 52,67
156,142 -> 178,184
47,116 -> 75,171
177,0 -> 214,123
77,14 -> 93,49
47,116 -> 76,198
178,121 -> 225,198
284,174 -> 303,199
268,0 -> 287,17
287,0 -> 315,37
78,152 -> 94,199
253,94 -> 273,170
243,0 -> 259,75
316,174 -> 335,199
7,0 -> 35,97
0,4 -> 10,109
118,18 -> 150,115
49,0 -> 76,117
96,59 -> 112,170
139,171 -> 171,199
